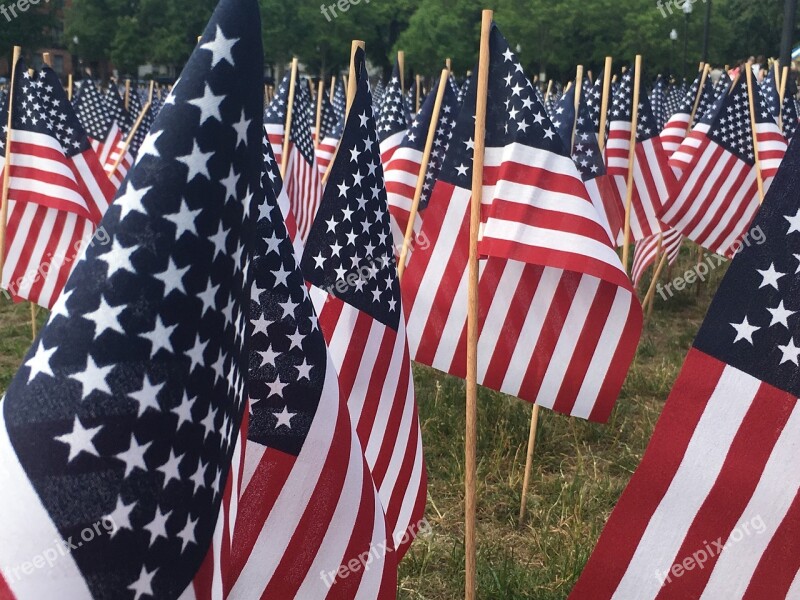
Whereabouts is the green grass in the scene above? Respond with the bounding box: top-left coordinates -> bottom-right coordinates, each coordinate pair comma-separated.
0,247 -> 728,599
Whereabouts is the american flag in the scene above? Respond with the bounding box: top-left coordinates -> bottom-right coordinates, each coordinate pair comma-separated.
553,85 -> 623,245
384,74 -> 459,256
571,135 -> 800,600
102,85 -> 135,186
660,76 -> 787,257
660,70 -> 704,156
715,70 -> 733,97
316,91 -> 343,177
263,72 -> 290,167
402,25 -> 642,422
376,60 -> 410,165
299,47 -> 427,559
0,63 -> 116,309
650,75 -> 668,130
458,73 -> 472,106
762,68 -> 799,141
73,79 -> 118,169
605,65 -> 678,243
631,229 -> 683,289
0,0 -> 261,595
231,88 -> 398,600
585,70 -> 605,132
332,77 -> 347,123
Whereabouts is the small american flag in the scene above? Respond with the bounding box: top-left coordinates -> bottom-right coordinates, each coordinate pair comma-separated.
101,85 -> 135,185
315,91 -> 343,177
300,47 -> 427,559
376,60 -> 410,165
73,79 -> 118,170
403,25 -> 642,422
605,65 -> 678,242
0,64 -> 116,309
631,229 -> 683,289
585,70 -> 605,133
384,74 -> 460,256
263,72 -> 290,167
0,0 -> 262,594
661,76 -> 787,257
660,69 -> 705,157
572,132 -> 800,600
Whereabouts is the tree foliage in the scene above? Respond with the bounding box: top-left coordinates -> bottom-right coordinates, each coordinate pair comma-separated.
55,0 -> 799,81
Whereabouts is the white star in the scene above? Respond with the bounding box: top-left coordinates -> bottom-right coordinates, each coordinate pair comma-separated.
153,259 -> 190,297
232,109 -> 250,148
201,25 -> 239,67
98,239 -> 137,277
779,338 -> 800,365
768,300 -> 796,329
198,282 -> 220,315
143,506 -> 171,547
140,317 -> 177,358
757,263 -> 785,290
177,515 -> 198,552
83,296 -> 126,337
157,449 -> 184,487
455,164 -> 468,176
163,200 -> 201,239
176,140 -> 213,182
272,405 -> 296,429
117,181 -> 151,221
103,496 -> 136,538
55,417 -> 103,462
25,340 -> 56,383
115,434 -> 151,478
128,374 -> 164,417
209,223 -> 230,259
128,566 -> 158,600
220,166 -> 239,201
188,83 -> 224,125
731,316 -> 760,344
296,359 -> 312,381
279,298 -> 298,319
69,355 -> 114,399
136,130 -> 162,162
258,344 -> 279,367
785,208 -> 800,234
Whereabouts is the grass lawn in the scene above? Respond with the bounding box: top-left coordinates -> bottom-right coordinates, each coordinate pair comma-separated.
0,247 -> 727,599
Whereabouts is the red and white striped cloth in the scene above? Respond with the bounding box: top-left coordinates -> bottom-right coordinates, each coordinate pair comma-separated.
384,142 -> 423,252
316,133 -> 338,177
104,136 -> 134,188
1,130 -> 115,309
660,110 -> 691,156
264,123 -> 284,170
631,229 -> 683,288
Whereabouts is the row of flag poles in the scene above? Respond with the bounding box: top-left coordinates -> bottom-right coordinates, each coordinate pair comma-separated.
0,0 -> 799,597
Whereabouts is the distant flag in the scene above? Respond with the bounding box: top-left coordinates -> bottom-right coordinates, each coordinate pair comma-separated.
715,70 -> 733,97
586,70 -> 605,132
402,26 -> 642,422
458,73 -> 472,105
263,72 -> 290,167
605,65 -> 678,242
660,70 -> 704,157
661,76 -> 787,257
0,64 -> 116,309
332,77 -> 347,122
231,90 -> 398,600
631,229 -> 683,289
553,85 -> 623,245
650,75 -> 668,130
0,0 -> 261,595
300,47 -> 427,559
376,59 -> 410,165
102,85 -> 135,186
762,68 -> 799,141
73,79 -> 119,170
316,92 -> 343,177
571,132 -> 800,600
384,74 -> 460,255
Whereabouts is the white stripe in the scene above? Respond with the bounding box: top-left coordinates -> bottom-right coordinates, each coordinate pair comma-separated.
13,210 -> 58,299
611,366 -> 761,600
353,489 -> 390,600
364,323 -> 405,466
0,406 -> 94,599
788,568 -> 800,599
700,400 -> 800,599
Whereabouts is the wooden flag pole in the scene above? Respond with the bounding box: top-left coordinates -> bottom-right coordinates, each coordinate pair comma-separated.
643,243 -> 669,320
466,11 -> 492,600
687,64 -> 711,133
598,56 -> 613,151
446,57 -> 452,72
329,76 -> 336,102
544,79 -> 554,104
415,74 -> 422,113
109,80 -> 155,175
280,58 -> 299,178
397,68 -> 449,280
571,65 -> 584,149
621,55 -> 643,274
398,51 -> 405,94
42,52 -> 51,66
745,61 -> 766,204
322,41 -> 365,185
518,404 -> 541,525
67,73 -> 73,101
0,46 -> 21,282
124,79 -> 130,111
314,79 -> 324,150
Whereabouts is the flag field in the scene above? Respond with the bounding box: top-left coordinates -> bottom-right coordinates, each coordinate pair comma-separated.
0,246 -> 725,598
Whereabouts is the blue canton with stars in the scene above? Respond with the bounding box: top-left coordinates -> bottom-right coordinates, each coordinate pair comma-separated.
248,139 -> 326,456
74,79 -> 116,141
700,77 -> 756,165
553,86 -> 607,182
376,59 -> 410,144
609,68 -> 662,143
695,135 -> 800,397
301,48 -> 401,331
1,0 -> 263,597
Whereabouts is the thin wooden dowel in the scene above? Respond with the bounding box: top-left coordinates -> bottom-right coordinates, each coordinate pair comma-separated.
518,404 -> 541,526
280,58 -> 299,178
687,64 -> 710,133
314,79 -> 324,150
466,11 -> 493,600
571,65 -> 584,150
745,62 -> 766,204
30,302 -> 37,340
621,55 -> 643,274
322,41 -> 364,185
124,79 -> 131,111
544,79 -> 554,104
109,80 -> 155,175
415,74 -> 421,113
67,73 -> 73,101
398,51 -> 405,94
42,52 -> 51,67
446,57 -> 452,72
778,65 -> 789,133
0,46 -> 22,280
598,56 -> 613,150
397,68 -> 449,279
643,246 -> 670,319
329,76 -> 336,102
